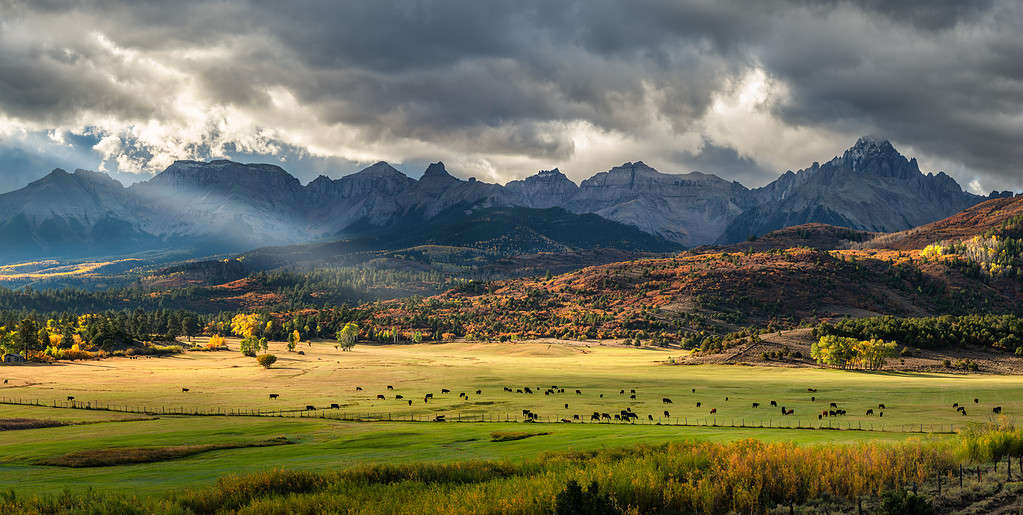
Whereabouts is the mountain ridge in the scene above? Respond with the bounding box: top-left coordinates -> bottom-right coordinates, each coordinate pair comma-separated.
0,137 -> 998,261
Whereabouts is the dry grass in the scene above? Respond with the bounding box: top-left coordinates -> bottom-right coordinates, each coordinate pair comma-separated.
36,436 -> 291,467
0,418 -> 67,430
0,258 -> 141,281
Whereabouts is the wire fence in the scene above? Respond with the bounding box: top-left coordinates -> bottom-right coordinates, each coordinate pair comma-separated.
0,396 -> 964,433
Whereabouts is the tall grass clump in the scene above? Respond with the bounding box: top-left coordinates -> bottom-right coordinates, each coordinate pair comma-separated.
0,437 -> 980,514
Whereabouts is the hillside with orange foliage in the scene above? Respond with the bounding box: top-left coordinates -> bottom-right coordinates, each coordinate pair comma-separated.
696,223 -> 877,253
353,247 -> 1022,346
863,196 -> 1023,250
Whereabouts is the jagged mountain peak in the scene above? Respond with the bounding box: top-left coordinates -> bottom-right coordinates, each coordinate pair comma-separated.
354,161 -> 405,178
830,136 -> 920,178
849,135 -> 895,152
421,161 -> 458,181
519,168 -> 574,184
535,168 -> 566,178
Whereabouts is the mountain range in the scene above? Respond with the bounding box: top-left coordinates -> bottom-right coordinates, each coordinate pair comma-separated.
0,137 -> 999,262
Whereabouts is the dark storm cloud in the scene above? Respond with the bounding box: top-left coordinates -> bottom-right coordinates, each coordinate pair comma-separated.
675,141 -> 777,187
0,0 -> 1020,190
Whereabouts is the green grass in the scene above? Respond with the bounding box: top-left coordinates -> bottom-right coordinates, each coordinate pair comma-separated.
0,341 -> 1016,498
0,404 -> 934,496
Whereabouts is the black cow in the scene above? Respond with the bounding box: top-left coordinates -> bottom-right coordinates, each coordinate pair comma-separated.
356,386 -> 363,391
269,393 -> 279,399
434,415 -> 446,422
630,389 -> 636,394
974,398 -> 979,404
829,402 -> 838,408
331,403 -> 340,409
387,385 -> 394,390
752,402 -> 759,408
808,388 -> 817,392
630,394 -> 637,400
648,414 -> 654,421
664,410 -> 670,417
181,388 -> 190,392
408,400 -> 413,406
878,403 -> 886,409
396,395 -> 404,399
811,396 -> 815,402
441,388 -> 450,393
770,400 -> 777,407
696,402 -> 702,407
993,406 -> 1003,414
865,409 -> 874,416
662,398 -> 673,404
565,403 -> 569,409
620,389 -> 625,394
709,408 -> 717,414
576,390 -> 582,395
591,413 -> 601,421
425,393 -> 434,399
476,389 -> 482,395
305,405 -> 316,411
573,414 -> 580,420
376,394 -> 386,400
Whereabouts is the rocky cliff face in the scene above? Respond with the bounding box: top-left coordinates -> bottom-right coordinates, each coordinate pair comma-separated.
565,162 -> 753,247
0,136 -> 991,261
718,137 -> 983,243
504,168 -> 579,208
0,168 -> 158,259
304,161 -> 416,234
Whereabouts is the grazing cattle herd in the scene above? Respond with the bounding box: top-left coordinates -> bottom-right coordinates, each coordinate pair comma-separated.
161,381 -> 1008,425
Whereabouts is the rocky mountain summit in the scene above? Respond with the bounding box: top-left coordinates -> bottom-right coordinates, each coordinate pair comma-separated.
720,137 -> 982,242
0,137 -> 991,261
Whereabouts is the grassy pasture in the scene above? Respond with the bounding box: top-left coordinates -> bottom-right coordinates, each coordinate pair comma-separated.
0,404 -> 928,495
0,340 -> 1018,496
1,340 -> 1019,429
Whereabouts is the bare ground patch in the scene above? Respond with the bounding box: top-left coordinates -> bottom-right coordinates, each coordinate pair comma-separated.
0,418 -> 67,430
489,431 -> 550,442
36,436 -> 292,467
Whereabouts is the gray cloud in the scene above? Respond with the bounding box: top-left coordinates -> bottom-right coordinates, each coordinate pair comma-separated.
675,140 -> 777,187
0,0 -> 1020,192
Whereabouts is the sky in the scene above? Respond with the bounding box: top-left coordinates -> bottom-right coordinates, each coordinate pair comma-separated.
0,0 -> 1021,195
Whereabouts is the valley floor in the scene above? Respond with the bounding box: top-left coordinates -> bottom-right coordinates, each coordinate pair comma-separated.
0,340 -> 1019,498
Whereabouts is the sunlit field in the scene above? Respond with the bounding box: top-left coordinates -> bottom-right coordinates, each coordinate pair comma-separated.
0,340 -> 1020,500
2,339 -> 1019,429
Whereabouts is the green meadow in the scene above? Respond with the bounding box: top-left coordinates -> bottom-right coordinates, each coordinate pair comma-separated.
0,341 -> 1017,499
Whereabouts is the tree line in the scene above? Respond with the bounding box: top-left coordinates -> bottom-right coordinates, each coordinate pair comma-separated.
814,314 -> 1023,355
